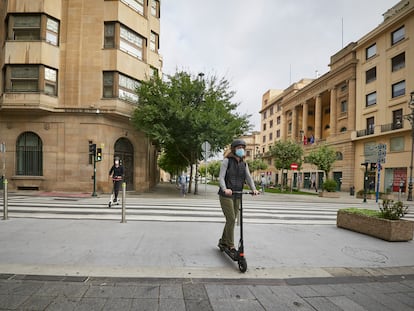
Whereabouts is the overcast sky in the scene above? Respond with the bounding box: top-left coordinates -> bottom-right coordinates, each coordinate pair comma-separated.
160,1 -> 396,131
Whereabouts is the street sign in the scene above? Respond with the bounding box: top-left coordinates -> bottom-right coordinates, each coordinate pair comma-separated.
290,163 -> 298,170
201,141 -> 211,161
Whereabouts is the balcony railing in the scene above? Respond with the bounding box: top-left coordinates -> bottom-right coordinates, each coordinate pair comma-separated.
356,128 -> 374,137
381,122 -> 403,133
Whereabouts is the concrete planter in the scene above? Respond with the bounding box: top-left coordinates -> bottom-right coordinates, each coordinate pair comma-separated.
318,191 -> 340,198
337,210 -> 414,242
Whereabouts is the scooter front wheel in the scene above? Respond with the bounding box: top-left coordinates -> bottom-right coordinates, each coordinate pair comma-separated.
238,257 -> 247,273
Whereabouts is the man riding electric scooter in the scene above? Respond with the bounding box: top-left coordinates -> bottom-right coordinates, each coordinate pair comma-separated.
218,139 -> 259,272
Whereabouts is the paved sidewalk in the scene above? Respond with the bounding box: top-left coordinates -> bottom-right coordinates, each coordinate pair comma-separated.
1,184 -> 414,310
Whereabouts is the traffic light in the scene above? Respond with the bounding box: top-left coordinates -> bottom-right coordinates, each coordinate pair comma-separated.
89,143 -> 96,156
370,162 -> 377,171
96,148 -> 102,162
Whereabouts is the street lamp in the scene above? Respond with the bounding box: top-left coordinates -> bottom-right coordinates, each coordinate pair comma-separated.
405,91 -> 414,201
361,161 -> 369,203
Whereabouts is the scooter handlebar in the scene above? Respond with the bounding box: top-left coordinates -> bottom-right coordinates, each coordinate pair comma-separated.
232,191 -> 259,195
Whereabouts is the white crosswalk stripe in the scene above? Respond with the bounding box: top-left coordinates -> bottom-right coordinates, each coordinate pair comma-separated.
4,195 -> 412,225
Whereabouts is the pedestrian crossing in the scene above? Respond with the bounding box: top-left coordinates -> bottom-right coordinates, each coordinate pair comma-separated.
3,195 -> 413,225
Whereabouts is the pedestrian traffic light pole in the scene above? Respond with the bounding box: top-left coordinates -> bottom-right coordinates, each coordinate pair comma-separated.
92,155 -> 97,197
89,143 -> 97,197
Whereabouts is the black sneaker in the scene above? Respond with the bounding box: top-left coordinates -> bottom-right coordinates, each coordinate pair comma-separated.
217,240 -> 227,251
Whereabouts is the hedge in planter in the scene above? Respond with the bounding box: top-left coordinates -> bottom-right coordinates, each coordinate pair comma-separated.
337,200 -> 413,242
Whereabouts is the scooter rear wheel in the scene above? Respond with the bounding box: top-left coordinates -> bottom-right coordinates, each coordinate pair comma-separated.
238,257 -> 247,273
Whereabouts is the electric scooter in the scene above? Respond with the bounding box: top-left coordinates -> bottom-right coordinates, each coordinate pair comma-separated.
218,190 -> 254,273
108,176 -> 122,208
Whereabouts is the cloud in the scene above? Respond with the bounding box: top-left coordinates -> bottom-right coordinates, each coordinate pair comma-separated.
160,0 -> 396,131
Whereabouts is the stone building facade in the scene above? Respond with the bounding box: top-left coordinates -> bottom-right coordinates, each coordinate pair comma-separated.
0,0 -> 162,193
259,0 -> 414,194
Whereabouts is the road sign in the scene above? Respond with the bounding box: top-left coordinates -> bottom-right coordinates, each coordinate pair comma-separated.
201,141 -> 211,161
290,163 -> 298,170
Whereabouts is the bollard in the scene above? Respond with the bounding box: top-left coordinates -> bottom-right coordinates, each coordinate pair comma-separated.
121,182 -> 126,223
3,178 -> 8,220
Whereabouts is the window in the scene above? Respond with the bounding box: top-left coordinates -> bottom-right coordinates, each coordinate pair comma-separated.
103,71 -> 140,102
11,14 -> 40,40
5,65 -> 58,96
336,152 -> 343,160
276,130 -> 280,138
263,123 -> 267,131
269,120 -> 273,128
151,0 -> 160,18
392,26 -> 405,45
270,106 -> 274,115
340,127 -> 347,132
150,31 -> 159,52
121,0 -> 144,15
393,109 -> 403,129
149,66 -> 158,78
120,25 -> 144,60
366,92 -> 377,107
365,67 -> 376,83
262,135 -> 266,143
46,17 -> 59,45
288,122 -> 292,134
340,100 -> 348,113
366,43 -> 376,59
392,80 -> 405,98
269,133 -> 273,141
44,67 -> 58,96
104,23 -> 115,48
276,116 -> 280,125
392,109 -> 403,130
390,137 -> 404,152
9,14 -> 59,46
392,52 -> 405,72
366,117 -> 375,135
16,132 -> 43,176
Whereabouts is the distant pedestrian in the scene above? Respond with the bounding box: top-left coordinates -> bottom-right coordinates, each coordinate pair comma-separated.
178,173 -> 187,197
109,157 -> 124,203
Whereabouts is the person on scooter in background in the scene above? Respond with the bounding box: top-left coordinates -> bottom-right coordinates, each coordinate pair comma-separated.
218,139 -> 259,254
109,156 -> 124,203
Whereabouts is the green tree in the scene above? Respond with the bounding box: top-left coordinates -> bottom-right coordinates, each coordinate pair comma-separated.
131,71 -> 250,193
306,144 -> 337,178
246,158 -> 268,175
269,140 -> 303,189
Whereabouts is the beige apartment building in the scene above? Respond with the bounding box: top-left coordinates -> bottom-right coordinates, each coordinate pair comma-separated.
0,0 -> 162,193
260,0 -> 413,195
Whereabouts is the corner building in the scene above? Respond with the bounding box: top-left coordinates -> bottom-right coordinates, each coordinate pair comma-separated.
260,0 -> 414,195
0,0 -> 162,193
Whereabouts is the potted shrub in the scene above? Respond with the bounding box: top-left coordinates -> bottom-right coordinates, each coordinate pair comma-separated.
337,200 -> 413,241
319,179 -> 340,198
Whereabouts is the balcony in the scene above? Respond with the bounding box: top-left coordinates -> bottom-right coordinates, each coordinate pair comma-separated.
356,128 -> 374,138
381,122 -> 404,133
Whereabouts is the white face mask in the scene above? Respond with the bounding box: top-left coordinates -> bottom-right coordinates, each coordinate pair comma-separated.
115,161 -> 119,166
235,149 -> 245,158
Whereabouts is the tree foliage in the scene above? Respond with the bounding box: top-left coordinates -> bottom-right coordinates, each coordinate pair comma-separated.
269,140 -> 303,171
306,144 -> 337,177
246,159 -> 268,174
131,71 -> 251,190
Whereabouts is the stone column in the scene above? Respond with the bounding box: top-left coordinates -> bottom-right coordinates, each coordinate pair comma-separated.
302,101 -> 308,139
330,87 -> 337,136
315,95 -> 322,141
291,107 -> 297,141
348,78 -> 356,131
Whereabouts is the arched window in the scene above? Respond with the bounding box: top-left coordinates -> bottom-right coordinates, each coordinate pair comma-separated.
16,132 -> 43,176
